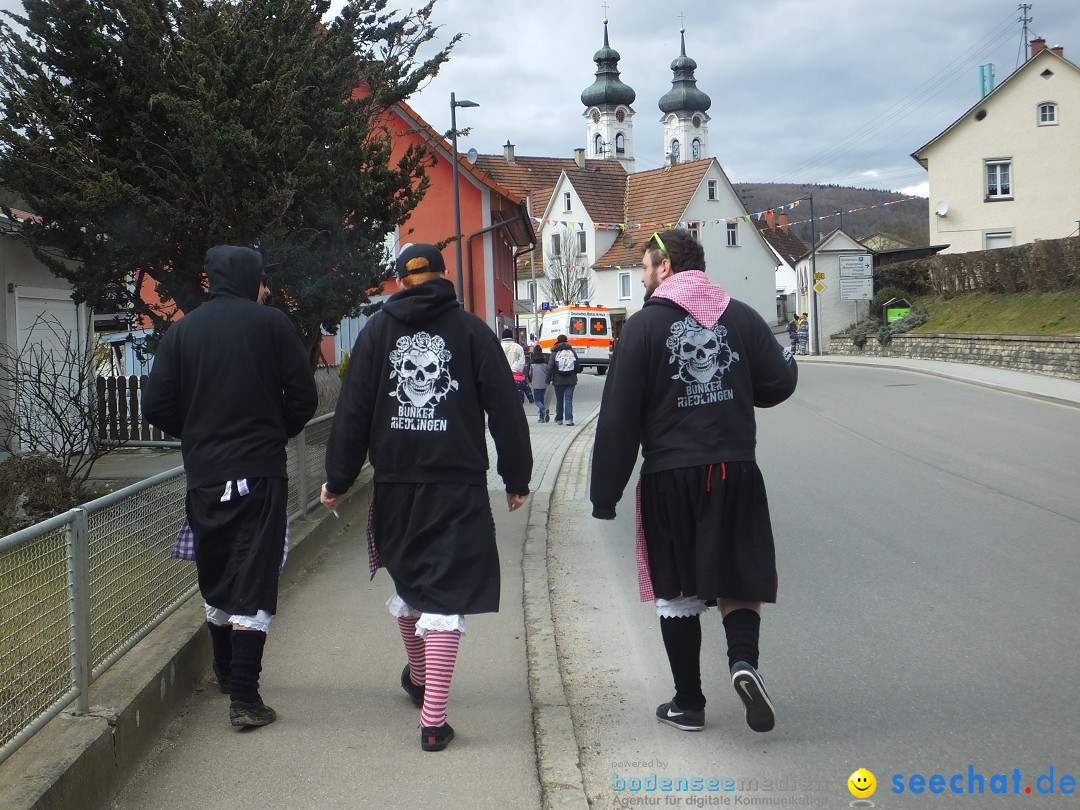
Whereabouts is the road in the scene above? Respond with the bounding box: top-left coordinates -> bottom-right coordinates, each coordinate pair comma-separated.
549,362 -> 1080,809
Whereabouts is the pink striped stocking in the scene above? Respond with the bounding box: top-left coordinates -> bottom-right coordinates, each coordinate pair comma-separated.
420,630 -> 461,727
397,616 -> 425,686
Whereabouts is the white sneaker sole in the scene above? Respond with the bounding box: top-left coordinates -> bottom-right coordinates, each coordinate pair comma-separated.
731,667 -> 775,732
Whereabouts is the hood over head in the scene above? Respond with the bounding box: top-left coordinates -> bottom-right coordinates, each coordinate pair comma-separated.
205,245 -> 263,302
382,277 -> 460,325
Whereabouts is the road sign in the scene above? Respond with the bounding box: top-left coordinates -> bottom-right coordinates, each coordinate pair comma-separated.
813,272 -> 825,280
813,281 -> 826,293
840,277 -> 873,300
839,254 -> 873,278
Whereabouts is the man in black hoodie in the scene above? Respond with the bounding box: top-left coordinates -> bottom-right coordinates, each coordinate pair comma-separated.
144,245 -> 318,729
320,243 -> 532,752
591,228 -> 797,737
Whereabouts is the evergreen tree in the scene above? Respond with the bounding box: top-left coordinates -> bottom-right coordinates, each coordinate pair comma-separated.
0,0 -> 458,365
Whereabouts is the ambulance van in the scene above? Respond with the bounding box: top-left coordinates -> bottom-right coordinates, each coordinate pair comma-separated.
537,305 -> 613,374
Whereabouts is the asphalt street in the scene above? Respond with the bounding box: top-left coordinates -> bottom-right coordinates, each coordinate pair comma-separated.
549,362 -> 1080,809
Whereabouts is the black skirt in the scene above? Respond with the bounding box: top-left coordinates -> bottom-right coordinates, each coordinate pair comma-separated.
186,477 -> 288,616
372,482 -> 499,615
640,462 -> 778,603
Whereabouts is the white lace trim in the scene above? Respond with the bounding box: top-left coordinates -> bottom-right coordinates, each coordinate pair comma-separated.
230,610 -> 273,633
386,594 -> 422,619
655,595 -> 709,619
416,613 -> 467,636
205,604 -> 230,625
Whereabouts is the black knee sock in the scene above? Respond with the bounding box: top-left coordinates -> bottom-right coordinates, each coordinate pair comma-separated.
723,609 -> 760,671
660,615 -> 705,710
229,629 -> 267,704
207,621 -> 232,678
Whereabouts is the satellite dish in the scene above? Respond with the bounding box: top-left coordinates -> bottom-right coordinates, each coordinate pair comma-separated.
935,200 -> 949,217
466,148 -> 478,165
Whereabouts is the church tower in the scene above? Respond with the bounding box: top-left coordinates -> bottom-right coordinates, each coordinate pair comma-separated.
581,18 -> 636,171
659,26 -> 712,164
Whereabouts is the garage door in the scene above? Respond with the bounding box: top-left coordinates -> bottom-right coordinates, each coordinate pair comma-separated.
10,287 -> 90,453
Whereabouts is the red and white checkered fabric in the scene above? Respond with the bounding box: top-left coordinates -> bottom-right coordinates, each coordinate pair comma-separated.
650,269 -> 730,328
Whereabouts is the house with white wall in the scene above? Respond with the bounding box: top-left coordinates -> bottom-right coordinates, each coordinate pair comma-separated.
590,158 -> 781,335
794,228 -> 873,354
911,38 -> 1080,253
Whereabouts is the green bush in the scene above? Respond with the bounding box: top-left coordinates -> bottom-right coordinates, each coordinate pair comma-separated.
337,351 -> 349,379
846,319 -> 881,349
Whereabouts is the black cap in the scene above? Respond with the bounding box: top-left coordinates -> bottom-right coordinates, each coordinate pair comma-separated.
395,244 -> 446,279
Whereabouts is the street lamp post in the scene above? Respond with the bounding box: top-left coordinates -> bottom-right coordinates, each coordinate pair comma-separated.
450,92 -> 479,307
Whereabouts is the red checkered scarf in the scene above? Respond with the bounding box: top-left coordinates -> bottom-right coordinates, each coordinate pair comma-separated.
650,269 -> 729,328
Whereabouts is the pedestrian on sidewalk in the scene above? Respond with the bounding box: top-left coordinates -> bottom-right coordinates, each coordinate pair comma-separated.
528,344 -> 551,422
590,228 -> 797,735
547,334 -> 580,426
320,243 -> 532,752
500,327 -> 527,402
143,245 -> 318,730
797,313 -> 810,355
786,316 -> 799,355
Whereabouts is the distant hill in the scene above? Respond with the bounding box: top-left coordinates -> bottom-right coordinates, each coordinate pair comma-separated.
734,183 -> 929,247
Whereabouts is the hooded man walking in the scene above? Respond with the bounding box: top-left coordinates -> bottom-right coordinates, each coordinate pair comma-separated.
321,244 -> 532,752
144,245 -> 318,728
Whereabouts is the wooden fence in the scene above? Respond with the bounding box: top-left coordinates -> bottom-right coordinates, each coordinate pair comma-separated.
95,375 -> 172,443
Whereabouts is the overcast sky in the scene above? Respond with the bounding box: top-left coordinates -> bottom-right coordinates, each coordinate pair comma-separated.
1,0 -> 1075,199
364,0 -> 1078,197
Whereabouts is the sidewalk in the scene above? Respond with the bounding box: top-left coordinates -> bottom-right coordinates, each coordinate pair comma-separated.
3,356 -> 1074,809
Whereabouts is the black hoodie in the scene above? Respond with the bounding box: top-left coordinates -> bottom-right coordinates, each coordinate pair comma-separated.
143,245 -> 318,488
324,277 -> 532,495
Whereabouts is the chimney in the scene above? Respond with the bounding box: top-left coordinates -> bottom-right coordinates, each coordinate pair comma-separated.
1030,37 -> 1046,58
778,210 -> 789,234
1050,45 -> 1064,57
503,140 -> 516,164
573,148 -> 585,170
764,209 -> 776,230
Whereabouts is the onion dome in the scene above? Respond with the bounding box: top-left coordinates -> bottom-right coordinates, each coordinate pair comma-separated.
580,19 -> 636,109
658,29 -> 712,114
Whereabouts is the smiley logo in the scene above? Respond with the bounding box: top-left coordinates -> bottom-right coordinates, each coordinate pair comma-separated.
848,768 -> 876,798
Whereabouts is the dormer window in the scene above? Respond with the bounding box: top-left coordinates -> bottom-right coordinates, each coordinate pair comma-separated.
1037,102 -> 1058,125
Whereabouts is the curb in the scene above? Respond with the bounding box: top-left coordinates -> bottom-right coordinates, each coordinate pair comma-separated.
0,470 -> 373,810
800,355 -> 1080,410
523,414 -> 597,810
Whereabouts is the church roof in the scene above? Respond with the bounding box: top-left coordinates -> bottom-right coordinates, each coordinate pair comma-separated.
594,159 -> 715,268
473,153 -> 627,217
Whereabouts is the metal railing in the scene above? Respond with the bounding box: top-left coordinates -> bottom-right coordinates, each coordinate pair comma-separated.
0,414 -> 334,765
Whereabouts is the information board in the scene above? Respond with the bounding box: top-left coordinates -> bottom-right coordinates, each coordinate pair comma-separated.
838,254 -> 873,278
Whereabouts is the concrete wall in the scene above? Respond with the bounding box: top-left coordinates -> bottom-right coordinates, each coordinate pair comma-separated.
828,333 -> 1080,380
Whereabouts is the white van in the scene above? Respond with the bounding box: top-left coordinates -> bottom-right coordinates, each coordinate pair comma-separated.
537,305 -> 613,374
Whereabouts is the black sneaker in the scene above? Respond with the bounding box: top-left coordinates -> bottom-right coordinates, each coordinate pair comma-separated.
401,664 -> 424,708
230,700 -> 277,728
655,699 -> 704,731
731,661 -> 775,732
421,722 -> 455,751
566,421 -> 574,426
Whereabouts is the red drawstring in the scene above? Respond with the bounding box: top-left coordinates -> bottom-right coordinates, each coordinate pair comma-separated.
706,463 -> 728,493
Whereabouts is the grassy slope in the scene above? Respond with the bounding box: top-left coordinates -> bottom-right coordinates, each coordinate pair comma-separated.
911,291 -> 1080,336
